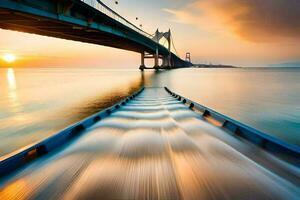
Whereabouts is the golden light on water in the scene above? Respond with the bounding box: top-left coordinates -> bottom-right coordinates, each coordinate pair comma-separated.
7,68 -> 17,90
2,53 -> 17,63
6,68 -> 21,114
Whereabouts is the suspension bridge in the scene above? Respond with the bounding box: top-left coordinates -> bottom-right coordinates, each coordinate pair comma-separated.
0,0 -> 192,69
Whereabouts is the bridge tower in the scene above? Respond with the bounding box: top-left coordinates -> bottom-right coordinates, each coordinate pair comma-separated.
140,29 -> 172,70
185,52 -> 191,63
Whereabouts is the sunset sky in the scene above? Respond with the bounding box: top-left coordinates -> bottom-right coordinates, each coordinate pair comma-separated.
0,0 -> 300,68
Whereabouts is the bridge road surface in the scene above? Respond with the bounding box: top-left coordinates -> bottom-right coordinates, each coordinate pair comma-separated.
0,88 -> 299,200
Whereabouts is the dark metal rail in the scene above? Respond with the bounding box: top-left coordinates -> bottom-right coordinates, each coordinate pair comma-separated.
81,0 -> 153,38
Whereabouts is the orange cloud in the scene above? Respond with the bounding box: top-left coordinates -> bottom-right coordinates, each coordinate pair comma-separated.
166,0 -> 300,42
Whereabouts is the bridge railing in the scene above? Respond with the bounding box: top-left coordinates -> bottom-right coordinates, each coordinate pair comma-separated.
81,0 -> 153,39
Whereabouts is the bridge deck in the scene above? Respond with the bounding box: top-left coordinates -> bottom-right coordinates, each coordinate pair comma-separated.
0,88 -> 299,199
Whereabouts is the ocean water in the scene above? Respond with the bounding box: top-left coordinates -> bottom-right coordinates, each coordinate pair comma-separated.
0,67 -> 299,156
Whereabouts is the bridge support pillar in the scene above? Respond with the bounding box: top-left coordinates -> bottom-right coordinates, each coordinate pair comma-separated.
161,55 -> 172,69
139,52 -> 145,71
154,55 -> 159,68
154,50 -> 159,70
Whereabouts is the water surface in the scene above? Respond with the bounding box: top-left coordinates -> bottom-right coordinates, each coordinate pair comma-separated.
0,68 -> 143,156
0,67 -> 299,156
1,88 -> 299,199
150,68 -> 300,148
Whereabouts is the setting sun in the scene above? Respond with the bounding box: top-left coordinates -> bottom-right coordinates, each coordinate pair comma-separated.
2,53 -> 16,63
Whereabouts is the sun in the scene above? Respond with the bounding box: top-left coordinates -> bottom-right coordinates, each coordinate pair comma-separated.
2,53 -> 17,63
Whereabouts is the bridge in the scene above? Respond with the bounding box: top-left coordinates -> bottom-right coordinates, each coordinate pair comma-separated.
0,0 -> 192,69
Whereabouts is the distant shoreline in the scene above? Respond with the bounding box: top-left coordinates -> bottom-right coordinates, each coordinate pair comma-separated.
189,64 -> 239,68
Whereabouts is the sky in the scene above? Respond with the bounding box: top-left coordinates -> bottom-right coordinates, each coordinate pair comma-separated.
0,0 -> 300,68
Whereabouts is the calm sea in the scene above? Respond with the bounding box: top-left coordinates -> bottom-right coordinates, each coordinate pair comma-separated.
0,67 -> 299,156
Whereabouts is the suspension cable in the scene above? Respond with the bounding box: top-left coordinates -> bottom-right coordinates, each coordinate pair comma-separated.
171,34 -> 179,56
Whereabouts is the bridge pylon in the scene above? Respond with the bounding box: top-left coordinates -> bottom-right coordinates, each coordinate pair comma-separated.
140,29 -> 173,70
185,52 -> 191,63
139,52 -> 146,71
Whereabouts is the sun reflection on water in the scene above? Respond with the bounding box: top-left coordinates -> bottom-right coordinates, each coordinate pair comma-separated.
7,68 -> 17,90
6,68 -> 21,113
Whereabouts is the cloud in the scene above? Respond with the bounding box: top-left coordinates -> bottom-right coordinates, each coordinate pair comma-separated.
165,0 -> 300,42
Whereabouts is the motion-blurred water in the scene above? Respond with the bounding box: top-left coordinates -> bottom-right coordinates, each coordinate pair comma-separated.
0,67 -> 300,157
1,87 -> 299,199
